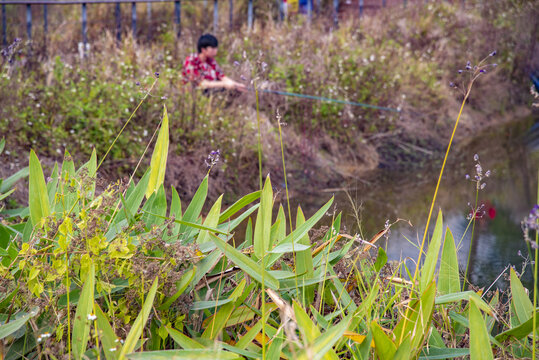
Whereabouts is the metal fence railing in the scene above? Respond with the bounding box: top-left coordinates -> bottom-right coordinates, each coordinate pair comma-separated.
1,1 -> 457,49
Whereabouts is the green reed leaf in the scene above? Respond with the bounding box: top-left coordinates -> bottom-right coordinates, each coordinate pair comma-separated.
28,150 -> 50,227
146,105 -> 169,199
72,263 -> 95,360
438,228 -> 460,295
469,297 -> 494,360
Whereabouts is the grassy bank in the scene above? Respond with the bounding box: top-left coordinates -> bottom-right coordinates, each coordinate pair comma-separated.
1,0 -> 537,201
0,89 -> 538,357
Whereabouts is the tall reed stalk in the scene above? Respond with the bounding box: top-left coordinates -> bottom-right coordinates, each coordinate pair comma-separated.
400,54 -> 492,343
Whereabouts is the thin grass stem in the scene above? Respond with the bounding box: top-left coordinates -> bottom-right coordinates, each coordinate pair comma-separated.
463,190 -> 479,290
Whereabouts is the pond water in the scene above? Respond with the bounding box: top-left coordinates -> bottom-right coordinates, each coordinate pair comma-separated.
292,116 -> 539,291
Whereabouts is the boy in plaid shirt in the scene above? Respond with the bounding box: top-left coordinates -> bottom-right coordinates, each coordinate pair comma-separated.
182,34 -> 246,92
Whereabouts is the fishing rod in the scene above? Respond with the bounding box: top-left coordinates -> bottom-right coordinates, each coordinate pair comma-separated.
247,86 -> 401,113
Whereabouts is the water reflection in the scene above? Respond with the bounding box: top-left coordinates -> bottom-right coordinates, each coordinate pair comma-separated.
295,116 -> 538,290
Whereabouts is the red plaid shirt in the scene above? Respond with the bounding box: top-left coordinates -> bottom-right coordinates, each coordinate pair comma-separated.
181,53 -> 225,85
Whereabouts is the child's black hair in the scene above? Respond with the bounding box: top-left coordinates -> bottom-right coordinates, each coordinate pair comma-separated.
197,34 -> 219,53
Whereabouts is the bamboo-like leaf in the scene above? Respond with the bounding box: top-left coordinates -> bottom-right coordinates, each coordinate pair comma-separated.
142,185 -> 167,228
254,176 -> 273,259
297,315 -> 351,360
269,243 -> 311,253
191,298 -> 235,311
294,301 -> 321,341
510,267 -> 533,325
197,195 -> 223,245
28,150 -> 50,226
120,192 -> 135,226
167,327 -> 205,349
293,301 -> 339,360
46,163 -> 59,206
495,308 -> 539,341
219,190 -> 261,223
165,186 -> 182,242
267,328 -> 285,360
0,166 -> 29,194
58,149 -> 77,213
119,277 -> 159,359
296,209 -> 315,306
448,311 -> 502,348
0,308 -> 38,340
72,263 -> 95,360
0,189 -> 14,202
202,280 -> 246,339
418,348 -> 470,359
95,304 -> 120,360
393,337 -> 411,360
420,210 -> 443,293
146,105 -> 169,199
371,321 -> 397,360
267,197 -> 334,268
358,331 -> 373,360
216,204 -> 259,236
435,291 -> 493,316
110,170 -> 150,229
242,218 -> 253,249
126,349 -> 242,360
438,228 -> 460,295
179,176 -> 208,238
195,338 -> 260,359
271,205 -> 286,247
211,234 -> 279,290
374,247 -> 388,272
393,281 -> 436,351
469,297 -> 494,360
296,207 -> 314,283
76,148 -> 97,197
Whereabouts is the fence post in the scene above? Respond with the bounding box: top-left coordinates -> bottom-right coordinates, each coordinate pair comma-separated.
248,0 -> 253,30
382,0 -> 386,7
277,0 -> 283,22
307,0 -> 312,24
229,0 -> 233,29
26,4 -> 31,41
359,0 -> 363,17
115,3 -> 121,43
213,0 -> 218,32
175,1 -> 181,39
147,2 -> 152,40
2,3 -> 7,47
131,2 -> 136,38
333,0 -> 338,28
403,0 -> 407,8
82,2 -> 87,56
43,4 -> 47,35
316,0 -> 321,15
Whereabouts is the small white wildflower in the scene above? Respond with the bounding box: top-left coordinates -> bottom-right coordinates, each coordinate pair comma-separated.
109,348 -> 117,352
87,314 -> 97,321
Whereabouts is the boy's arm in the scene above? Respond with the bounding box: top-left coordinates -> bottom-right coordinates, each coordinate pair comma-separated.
199,77 -> 246,91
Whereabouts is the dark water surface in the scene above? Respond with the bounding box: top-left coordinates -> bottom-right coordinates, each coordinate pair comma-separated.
292,116 -> 539,291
